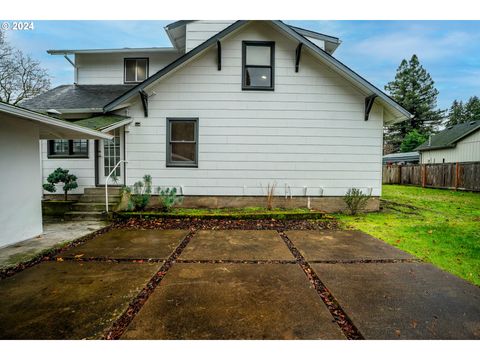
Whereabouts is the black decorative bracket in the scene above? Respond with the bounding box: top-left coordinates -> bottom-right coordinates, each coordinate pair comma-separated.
365,94 -> 377,121
217,40 -> 222,71
295,43 -> 303,73
139,90 -> 148,117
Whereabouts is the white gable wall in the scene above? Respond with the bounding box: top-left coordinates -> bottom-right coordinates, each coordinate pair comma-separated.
420,129 -> 480,164
124,22 -> 384,197
185,21 -> 235,52
76,51 -> 180,85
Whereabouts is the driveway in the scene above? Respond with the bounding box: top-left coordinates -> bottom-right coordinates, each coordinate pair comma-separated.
0,228 -> 479,339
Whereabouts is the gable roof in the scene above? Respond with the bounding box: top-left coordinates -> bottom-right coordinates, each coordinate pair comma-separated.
21,85 -> 135,113
104,20 -> 411,122
416,120 -> 480,151
0,102 -> 112,140
104,20 -> 248,112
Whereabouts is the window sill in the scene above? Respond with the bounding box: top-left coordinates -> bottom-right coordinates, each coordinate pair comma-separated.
166,163 -> 198,168
242,86 -> 275,91
47,155 -> 89,159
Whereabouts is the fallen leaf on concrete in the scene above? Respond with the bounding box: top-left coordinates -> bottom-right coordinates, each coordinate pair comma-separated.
74,254 -> 84,258
56,257 -> 64,262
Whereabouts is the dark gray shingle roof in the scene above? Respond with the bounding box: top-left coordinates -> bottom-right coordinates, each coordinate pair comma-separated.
416,120 -> 480,151
20,84 -> 135,111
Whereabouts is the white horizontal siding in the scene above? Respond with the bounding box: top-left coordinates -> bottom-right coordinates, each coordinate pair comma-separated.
76,52 -> 180,85
185,21 -> 235,52
420,129 -> 480,163
122,22 -> 384,197
40,140 -> 96,194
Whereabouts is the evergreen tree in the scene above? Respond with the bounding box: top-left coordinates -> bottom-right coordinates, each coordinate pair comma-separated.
446,100 -> 465,126
464,96 -> 480,122
399,129 -> 428,152
446,96 -> 480,126
384,55 -> 444,151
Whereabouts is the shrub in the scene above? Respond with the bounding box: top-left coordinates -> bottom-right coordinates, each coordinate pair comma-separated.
123,174 -> 152,211
156,187 -> 183,212
343,187 -> 371,215
43,168 -> 78,200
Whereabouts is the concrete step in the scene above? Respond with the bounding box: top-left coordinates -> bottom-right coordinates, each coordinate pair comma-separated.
72,202 -> 110,212
64,211 -> 106,221
80,195 -> 121,203
84,187 -> 122,196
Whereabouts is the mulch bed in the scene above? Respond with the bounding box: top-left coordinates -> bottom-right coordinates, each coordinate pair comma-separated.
112,217 -> 340,231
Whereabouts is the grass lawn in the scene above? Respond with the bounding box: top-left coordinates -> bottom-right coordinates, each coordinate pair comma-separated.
336,185 -> 480,286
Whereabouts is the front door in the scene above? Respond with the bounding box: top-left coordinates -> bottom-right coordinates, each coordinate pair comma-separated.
98,127 -> 124,185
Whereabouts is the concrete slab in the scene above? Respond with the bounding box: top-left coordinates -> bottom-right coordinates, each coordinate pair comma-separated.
179,230 -> 294,261
62,229 -> 189,259
0,261 -> 159,339
287,230 -> 414,261
312,262 -> 480,339
122,263 -> 344,339
0,221 -> 108,268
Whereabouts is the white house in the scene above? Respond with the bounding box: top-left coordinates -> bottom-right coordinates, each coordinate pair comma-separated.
21,20 -> 411,213
416,120 -> 480,164
0,102 -> 111,247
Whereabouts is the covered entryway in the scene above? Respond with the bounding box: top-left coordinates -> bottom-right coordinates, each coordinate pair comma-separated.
72,115 -> 130,186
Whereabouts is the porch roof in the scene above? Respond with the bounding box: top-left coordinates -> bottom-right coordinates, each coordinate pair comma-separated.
74,115 -> 131,132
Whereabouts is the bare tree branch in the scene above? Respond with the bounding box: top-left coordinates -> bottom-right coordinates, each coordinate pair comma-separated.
0,29 -> 51,105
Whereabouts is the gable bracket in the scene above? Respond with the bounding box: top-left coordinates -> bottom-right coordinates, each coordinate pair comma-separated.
295,43 -> 303,73
365,94 -> 377,121
139,90 -> 148,117
217,40 -> 222,71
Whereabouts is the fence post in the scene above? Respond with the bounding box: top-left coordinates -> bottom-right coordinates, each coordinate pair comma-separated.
422,164 -> 426,188
455,162 -> 459,191
398,165 -> 402,184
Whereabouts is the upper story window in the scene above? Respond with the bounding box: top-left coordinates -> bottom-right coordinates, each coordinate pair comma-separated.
242,41 -> 275,91
48,140 -> 89,158
124,58 -> 149,83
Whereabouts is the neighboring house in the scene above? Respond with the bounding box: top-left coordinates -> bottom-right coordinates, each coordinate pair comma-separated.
0,102 -> 111,247
383,151 -> 419,165
21,20 -> 411,211
416,120 -> 480,164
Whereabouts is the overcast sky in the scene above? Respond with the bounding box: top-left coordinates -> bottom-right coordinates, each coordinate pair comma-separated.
4,20 -> 480,110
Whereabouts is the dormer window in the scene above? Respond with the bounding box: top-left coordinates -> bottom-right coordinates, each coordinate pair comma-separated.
242,41 -> 275,91
124,58 -> 149,83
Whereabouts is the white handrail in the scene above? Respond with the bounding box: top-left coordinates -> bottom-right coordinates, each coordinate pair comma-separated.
105,160 -> 128,213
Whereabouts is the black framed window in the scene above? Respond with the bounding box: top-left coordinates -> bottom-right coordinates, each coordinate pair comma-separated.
48,140 -> 89,158
166,118 -> 198,167
242,41 -> 275,90
124,58 -> 149,83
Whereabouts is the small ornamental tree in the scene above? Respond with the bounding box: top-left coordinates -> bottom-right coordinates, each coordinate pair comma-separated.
43,168 -> 78,200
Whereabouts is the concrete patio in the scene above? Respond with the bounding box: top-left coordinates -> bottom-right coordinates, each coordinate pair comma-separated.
0,220 -> 108,269
0,228 -> 479,339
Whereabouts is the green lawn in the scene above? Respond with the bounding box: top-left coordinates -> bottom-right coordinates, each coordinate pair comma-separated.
336,185 -> 480,286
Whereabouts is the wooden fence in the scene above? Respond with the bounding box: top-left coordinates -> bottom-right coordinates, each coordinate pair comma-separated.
382,162 -> 480,191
